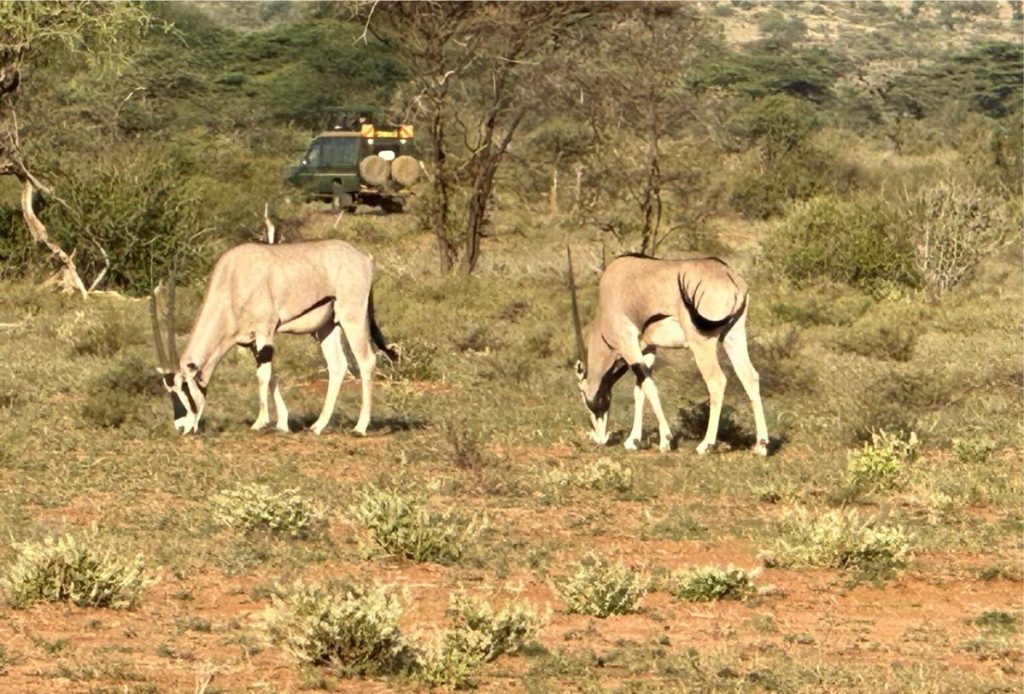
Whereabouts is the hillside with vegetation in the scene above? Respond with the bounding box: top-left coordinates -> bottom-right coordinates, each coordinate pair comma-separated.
0,2 -> 1020,691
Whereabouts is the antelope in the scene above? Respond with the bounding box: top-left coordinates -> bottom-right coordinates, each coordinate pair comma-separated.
567,249 -> 769,456
151,240 -> 398,435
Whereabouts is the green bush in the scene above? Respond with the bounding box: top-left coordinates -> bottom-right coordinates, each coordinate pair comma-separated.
668,565 -> 759,602
81,354 -> 165,429
764,508 -> 912,575
907,180 -> 1010,296
764,195 -> 920,291
952,436 -> 998,464
845,430 -> 919,494
349,486 -> 484,564
266,580 -> 411,675
556,554 -> 649,617
3,531 -> 149,609
544,458 -> 635,495
419,593 -> 544,688
211,483 -> 327,539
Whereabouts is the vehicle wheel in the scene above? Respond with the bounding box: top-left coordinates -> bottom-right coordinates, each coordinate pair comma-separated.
331,184 -> 354,214
380,198 -> 404,215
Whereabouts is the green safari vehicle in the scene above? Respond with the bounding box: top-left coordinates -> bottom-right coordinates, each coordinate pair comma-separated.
284,108 -> 421,214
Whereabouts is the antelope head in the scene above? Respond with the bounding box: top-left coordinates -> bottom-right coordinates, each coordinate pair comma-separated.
151,276 -> 205,434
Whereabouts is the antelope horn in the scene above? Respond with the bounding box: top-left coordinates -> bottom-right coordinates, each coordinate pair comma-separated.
165,272 -> 179,366
150,289 -> 169,370
566,245 -> 585,364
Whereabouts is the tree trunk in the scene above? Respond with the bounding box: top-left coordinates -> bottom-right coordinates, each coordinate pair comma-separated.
19,177 -> 87,298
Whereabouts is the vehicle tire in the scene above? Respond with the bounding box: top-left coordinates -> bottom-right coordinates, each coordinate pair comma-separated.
358,155 -> 390,187
331,183 -> 354,214
391,155 -> 421,188
380,198 -> 404,215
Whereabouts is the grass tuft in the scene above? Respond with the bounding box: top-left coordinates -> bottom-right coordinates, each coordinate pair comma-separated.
349,485 -> 485,564
556,554 -> 649,617
667,565 -> 759,602
265,580 -> 411,675
764,508 -> 912,576
211,483 -> 327,539
3,531 -> 149,609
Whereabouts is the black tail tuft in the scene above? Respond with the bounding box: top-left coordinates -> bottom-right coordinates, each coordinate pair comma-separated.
678,273 -> 744,336
368,290 -> 400,362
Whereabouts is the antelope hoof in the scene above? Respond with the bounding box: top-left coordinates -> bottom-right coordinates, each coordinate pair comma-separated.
310,420 -> 328,436
352,425 -> 368,437
624,437 -> 640,451
589,430 -> 609,446
276,420 -> 291,433
251,418 -> 270,431
658,438 -> 672,454
753,439 -> 769,457
696,440 -> 714,455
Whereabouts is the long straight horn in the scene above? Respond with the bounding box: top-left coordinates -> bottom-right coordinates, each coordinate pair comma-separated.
150,290 -> 169,369
566,245 -> 585,364
165,273 -> 179,366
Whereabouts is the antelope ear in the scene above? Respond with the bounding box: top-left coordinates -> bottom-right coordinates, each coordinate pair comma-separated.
574,360 -> 586,381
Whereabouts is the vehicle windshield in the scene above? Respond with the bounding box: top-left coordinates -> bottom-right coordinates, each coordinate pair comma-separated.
317,137 -> 359,167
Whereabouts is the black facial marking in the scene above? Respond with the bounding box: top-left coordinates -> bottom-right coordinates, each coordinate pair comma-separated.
631,362 -> 652,385
253,345 -> 274,365
170,392 -> 187,419
181,381 -> 198,414
162,373 -> 175,388
586,359 -> 628,416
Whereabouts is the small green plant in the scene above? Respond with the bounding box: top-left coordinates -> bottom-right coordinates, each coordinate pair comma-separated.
765,508 -> 912,575
81,354 -> 166,428
265,580 -> 411,675
845,430 -> 918,494
953,436 -> 997,464
3,531 -> 149,609
211,483 -> 327,539
668,565 -> 759,602
545,458 -> 635,496
556,554 -> 649,618
349,486 -> 484,564
418,592 -> 545,688
974,610 -> 1019,634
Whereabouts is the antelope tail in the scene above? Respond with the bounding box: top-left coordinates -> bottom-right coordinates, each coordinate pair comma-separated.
678,273 -> 746,335
368,289 -> 399,362
566,245 -> 586,363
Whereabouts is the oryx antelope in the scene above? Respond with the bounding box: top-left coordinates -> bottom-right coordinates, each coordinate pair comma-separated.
568,249 -> 769,456
151,240 -> 398,435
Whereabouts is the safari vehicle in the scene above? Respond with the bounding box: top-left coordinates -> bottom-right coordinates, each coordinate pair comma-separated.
284,107 -> 421,214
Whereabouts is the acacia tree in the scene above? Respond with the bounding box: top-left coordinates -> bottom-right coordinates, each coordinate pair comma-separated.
559,4 -> 710,255
0,1 -> 147,295
361,1 -> 592,274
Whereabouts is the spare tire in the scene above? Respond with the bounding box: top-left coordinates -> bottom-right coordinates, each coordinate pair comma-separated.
358,155 -> 390,187
390,155 -> 421,188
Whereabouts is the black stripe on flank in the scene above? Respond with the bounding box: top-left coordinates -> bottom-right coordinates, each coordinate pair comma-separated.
280,296 -> 335,327
642,313 -> 671,331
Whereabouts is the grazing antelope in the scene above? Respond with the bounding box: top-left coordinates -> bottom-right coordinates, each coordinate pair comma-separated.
151,240 -> 398,435
568,249 -> 768,456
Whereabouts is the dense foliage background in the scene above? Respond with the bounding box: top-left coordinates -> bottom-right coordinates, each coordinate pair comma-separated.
0,0 -> 1019,289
